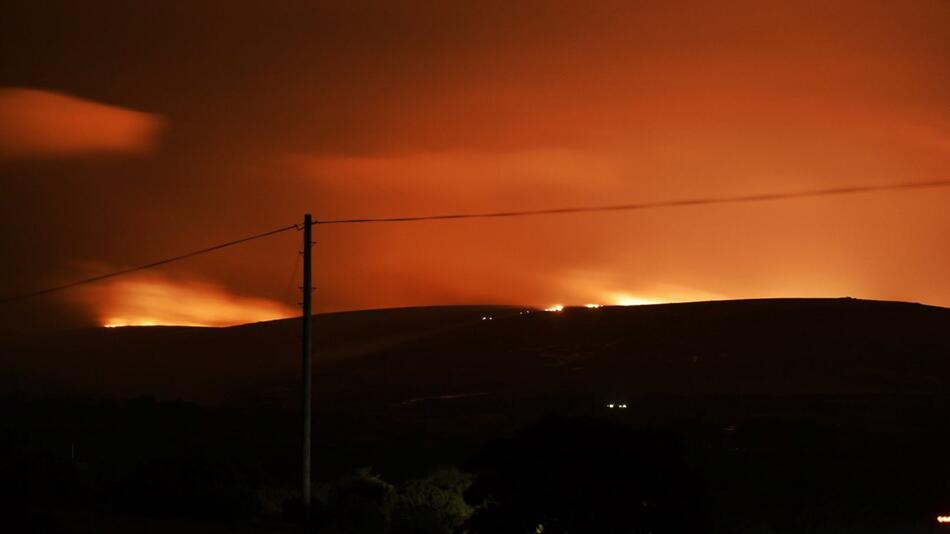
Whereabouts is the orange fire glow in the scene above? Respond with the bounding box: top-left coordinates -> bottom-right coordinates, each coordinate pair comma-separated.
76,276 -> 296,328
610,294 -> 656,307
3,1 -> 950,334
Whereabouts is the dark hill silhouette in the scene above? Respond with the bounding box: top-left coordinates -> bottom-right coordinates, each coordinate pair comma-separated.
2,298 -> 946,406
3,298 -> 949,531
2,297 -> 948,458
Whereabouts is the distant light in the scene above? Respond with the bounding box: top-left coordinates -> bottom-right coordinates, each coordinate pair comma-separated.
607,403 -> 615,409
620,403 -> 628,408
939,516 -> 950,523
584,303 -> 602,309
544,304 -> 564,312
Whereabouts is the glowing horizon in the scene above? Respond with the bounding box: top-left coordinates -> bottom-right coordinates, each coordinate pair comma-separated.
75,275 -> 297,329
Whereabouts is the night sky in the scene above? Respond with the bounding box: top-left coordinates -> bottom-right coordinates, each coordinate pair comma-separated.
1,1 -> 948,332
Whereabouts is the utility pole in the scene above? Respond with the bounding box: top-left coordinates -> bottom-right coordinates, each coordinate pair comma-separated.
301,213 -> 313,524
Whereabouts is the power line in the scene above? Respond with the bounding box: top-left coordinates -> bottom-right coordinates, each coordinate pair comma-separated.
0,223 -> 299,304
3,178 -> 948,305
313,178 -> 950,225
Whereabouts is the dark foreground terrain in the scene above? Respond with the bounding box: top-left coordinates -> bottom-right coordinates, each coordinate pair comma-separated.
1,298 -> 949,532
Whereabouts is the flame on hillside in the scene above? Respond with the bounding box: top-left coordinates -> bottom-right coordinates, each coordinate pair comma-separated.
75,275 -> 296,328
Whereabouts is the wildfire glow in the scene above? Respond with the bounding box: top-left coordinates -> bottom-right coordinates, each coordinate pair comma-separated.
611,294 -> 655,307
104,320 -> 160,328
584,303 -> 602,309
544,304 -> 564,312
78,276 -> 297,328
938,516 -> 950,524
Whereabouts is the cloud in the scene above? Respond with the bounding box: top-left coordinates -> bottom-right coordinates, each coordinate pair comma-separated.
0,88 -> 165,159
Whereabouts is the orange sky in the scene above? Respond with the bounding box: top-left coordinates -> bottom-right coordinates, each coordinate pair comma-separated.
0,1 -> 948,330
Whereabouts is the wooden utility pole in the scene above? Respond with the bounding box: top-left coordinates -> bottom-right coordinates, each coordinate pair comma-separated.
301,213 -> 313,523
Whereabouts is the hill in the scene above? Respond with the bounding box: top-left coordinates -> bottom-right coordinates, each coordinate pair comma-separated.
3,298 -> 949,531
2,298 -> 947,406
